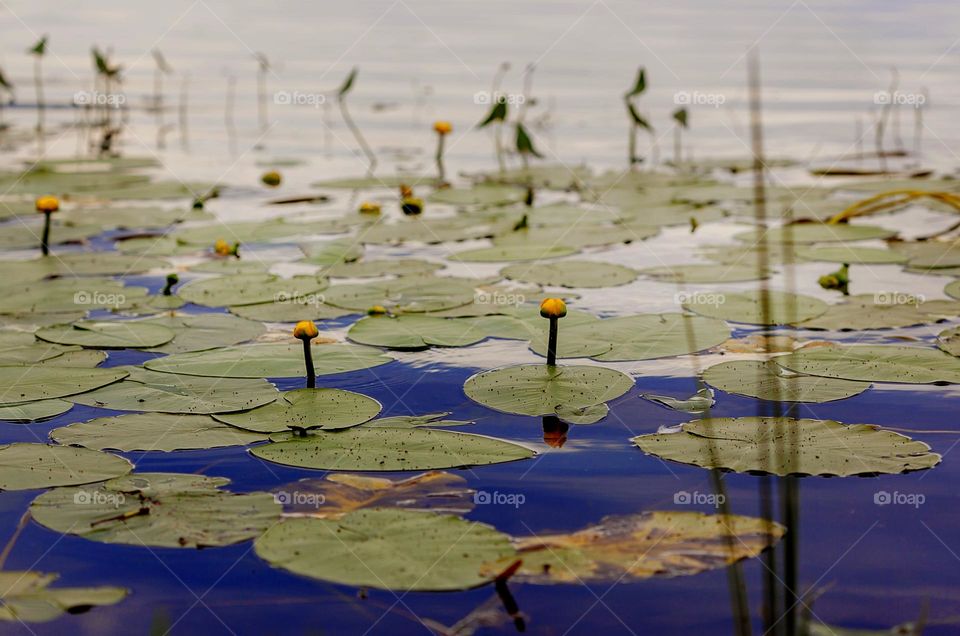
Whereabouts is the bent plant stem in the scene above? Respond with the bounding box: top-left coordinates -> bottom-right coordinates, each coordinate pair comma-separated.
339,96 -> 376,175
302,339 -> 316,389
0,510 -> 31,569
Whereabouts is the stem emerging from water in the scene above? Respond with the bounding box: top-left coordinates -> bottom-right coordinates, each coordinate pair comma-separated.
40,211 -> 51,256
302,339 -> 316,388
546,318 -> 558,366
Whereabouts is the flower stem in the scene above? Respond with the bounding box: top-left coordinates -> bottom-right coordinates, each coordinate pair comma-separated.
546,318 -> 558,366
41,211 -> 51,256
435,134 -> 446,183
302,339 -> 316,388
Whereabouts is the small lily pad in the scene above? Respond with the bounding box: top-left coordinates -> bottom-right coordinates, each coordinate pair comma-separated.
35,320 -> 176,349
0,366 -> 127,405
0,443 -> 132,490
213,388 -> 382,433
0,571 -> 127,623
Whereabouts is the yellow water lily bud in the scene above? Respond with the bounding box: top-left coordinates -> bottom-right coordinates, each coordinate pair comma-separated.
35,195 -> 59,213
367,305 -> 388,316
261,171 -> 282,187
433,120 -> 452,135
293,320 -> 319,340
401,197 -> 423,216
214,239 -> 232,256
358,201 -> 381,215
539,298 -> 567,319
399,184 -> 414,199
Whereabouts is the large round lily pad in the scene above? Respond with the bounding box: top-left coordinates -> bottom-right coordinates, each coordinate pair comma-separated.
178,274 -> 328,308
632,417 -> 940,476
0,278 -> 147,314
144,342 -> 392,378
228,300 -> 353,323
501,261 -> 637,288
0,443 -> 132,490
51,414 -> 268,451
35,320 -> 176,349
251,426 -> 535,471
69,367 -> 278,413
30,473 -> 281,548
776,345 -> 960,384
0,399 -> 73,422
702,359 -> 870,403
684,290 -> 827,325
213,388 -> 382,434
0,366 -> 127,406
347,314 -> 495,349
140,313 -> 266,353
254,509 -> 515,591
464,364 -> 633,423
796,295 -> 960,330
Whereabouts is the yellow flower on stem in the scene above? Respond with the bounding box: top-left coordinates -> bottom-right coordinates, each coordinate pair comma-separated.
433,121 -> 452,183
293,320 -> 319,388
367,305 -> 388,316
358,201 -> 381,215
539,298 -> 567,365
433,121 -> 452,135
214,239 -> 239,258
261,171 -> 282,187
401,197 -> 423,216
35,195 -> 59,256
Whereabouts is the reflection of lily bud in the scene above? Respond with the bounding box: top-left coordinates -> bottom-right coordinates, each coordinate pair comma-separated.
35,195 -> 59,256
261,171 -> 282,187
542,415 -> 568,448
293,320 -> 319,389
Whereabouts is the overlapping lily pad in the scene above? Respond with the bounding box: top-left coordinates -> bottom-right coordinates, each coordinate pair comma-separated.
320,258 -> 442,278
0,278 -> 147,314
702,360 -> 870,402
501,261 -> 637,288
464,364 -> 633,423
213,388 -> 381,433
0,571 -> 127,623
776,345 -> 960,384
140,313 -> 266,353
0,443 -> 132,490
797,295 -> 960,330
144,342 -> 391,378
796,245 -> 906,264
30,473 -> 281,548
632,417 -> 940,476
35,320 -> 176,349
251,426 -> 535,471
177,274 -> 328,307
228,299 -> 352,323
734,223 -> 896,243
428,185 -> 526,207
51,414 -> 268,451
322,276 -> 478,313
0,366 -> 127,405
0,399 -> 73,422
254,509 -> 515,591
684,290 -> 827,325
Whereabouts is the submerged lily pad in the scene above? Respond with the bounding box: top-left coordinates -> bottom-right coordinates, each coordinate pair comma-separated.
702,360 -> 870,403
464,365 -> 633,423
213,388 -> 381,433
178,274 -> 328,307
251,426 -> 534,471
776,345 -> 960,384
487,511 -> 784,585
35,320 -> 175,349
0,366 -> 127,405
51,414 -> 268,451
144,342 -> 392,378
30,473 -> 281,548
684,290 -> 827,325
632,417 -> 940,476
0,571 -> 127,623
254,509 -> 515,591
501,261 -> 637,288
0,443 -> 132,490
69,367 -> 278,413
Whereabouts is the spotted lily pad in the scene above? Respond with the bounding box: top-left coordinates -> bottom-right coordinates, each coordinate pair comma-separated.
30,473 -> 281,548
347,314 -> 495,349
0,278 -> 147,314
632,417 -> 940,476
35,320 -> 176,348
213,388 -> 382,434
254,509 -> 515,591
251,426 -> 535,471
0,571 -> 127,623
0,443 -> 132,490
796,295 -> 960,330
144,342 -> 392,378
178,274 -> 328,307
734,223 -> 896,243
464,365 -> 633,423
776,345 -> 960,384
0,366 -> 127,405
684,290 -> 827,325
0,399 -> 73,422
501,261 -> 637,288
228,300 -> 352,323
702,360 -> 870,402
69,367 -> 278,413
938,326 -> 960,356
51,414 -> 268,451
484,511 -> 784,584
140,313 -> 266,353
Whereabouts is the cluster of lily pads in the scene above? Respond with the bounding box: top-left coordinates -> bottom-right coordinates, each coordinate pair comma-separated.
0,149 -> 956,625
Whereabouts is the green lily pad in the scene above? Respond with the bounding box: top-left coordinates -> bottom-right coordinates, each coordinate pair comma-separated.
61,205 -> 208,230
322,276 -> 478,313
213,388 -> 381,434
51,414 -> 268,451
144,342 -> 392,378
797,295 -> 960,330
30,472 -> 281,548
894,241 -> 960,270
428,185 -> 527,207
684,290 -> 828,325
501,261 -> 637,288
140,313 -> 266,353
0,443 -> 132,490
734,223 -> 896,244
362,412 -> 473,428
35,320 -> 176,348
0,220 -> 102,250
34,350 -> 107,368
0,332 -> 79,365
254,509 -> 515,591
796,246 -> 906,264
251,426 -> 535,471
452,244 -> 579,262
945,280 -> 960,300
320,259 -> 442,278
348,314 -> 496,349
172,218 -> 347,246
69,367 -> 278,413
228,300 -> 353,323
298,239 -> 364,266
632,417 -> 940,476
0,399 -> 72,422
938,326 -> 960,356
4,253 -> 172,279
0,278 -> 147,314
702,359 -> 870,402
188,258 -> 270,275
0,366 -> 127,405
0,571 -> 127,623
178,274 -> 328,307
641,264 -> 769,283
357,215 -> 513,245
776,345 -> 960,384
464,364 -> 633,423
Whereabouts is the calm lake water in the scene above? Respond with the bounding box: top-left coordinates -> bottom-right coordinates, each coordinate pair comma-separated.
1,1 -> 960,634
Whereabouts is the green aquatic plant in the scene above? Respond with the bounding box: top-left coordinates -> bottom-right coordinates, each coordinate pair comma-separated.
817,262 -> 849,295
293,320 -> 320,388
672,107 -> 688,165
337,67 -> 376,174
261,170 -> 281,187
27,35 -> 47,131
162,272 -> 178,296
477,62 -> 510,172
623,67 -> 653,167
0,65 -> 12,127
34,195 -> 58,256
